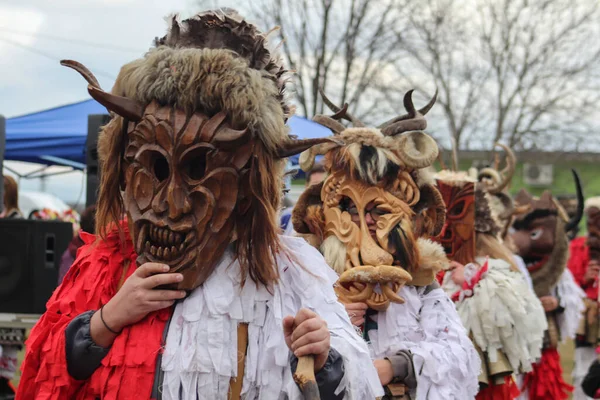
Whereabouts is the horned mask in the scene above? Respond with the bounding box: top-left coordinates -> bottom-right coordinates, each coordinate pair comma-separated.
510,170 -> 583,297
293,90 -> 449,311
477,143 -> 517,238
63,10 -> 333,290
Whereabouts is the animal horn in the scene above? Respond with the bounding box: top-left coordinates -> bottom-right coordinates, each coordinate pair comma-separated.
565,169 -> 584,233
61,60 -> 101,88
312,115 -> 346,135
487,143 -> 516,194
87,86 -> 144,122
277,137 -> 343,159
379,89 -> 437,136
319,88 -> 365,127
62,59 -> 144,121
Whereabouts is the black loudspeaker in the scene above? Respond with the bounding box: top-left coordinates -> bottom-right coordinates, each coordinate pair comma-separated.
0,116 -> 5,215
0,219 -> 72,314
86,114 -> 110,207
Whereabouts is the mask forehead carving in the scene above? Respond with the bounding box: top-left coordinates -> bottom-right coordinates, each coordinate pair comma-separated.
435,179 -> 475,265
125,102 -> 253,289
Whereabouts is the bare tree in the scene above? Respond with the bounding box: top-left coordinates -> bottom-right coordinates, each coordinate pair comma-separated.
478,0 -> 600,151
196,0 -> 411,123
392,0 -> 491,149
396,0 -> 600,151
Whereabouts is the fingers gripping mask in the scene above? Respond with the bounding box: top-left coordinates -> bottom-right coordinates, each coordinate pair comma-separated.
323,171 -> 416,311
125,102 -> 254,290
434,179 -> 476,265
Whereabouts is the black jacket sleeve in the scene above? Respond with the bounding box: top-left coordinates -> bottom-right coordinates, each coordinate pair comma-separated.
582,359 -> 600,398
64,310 -> 110,380
291,348 -> 345,399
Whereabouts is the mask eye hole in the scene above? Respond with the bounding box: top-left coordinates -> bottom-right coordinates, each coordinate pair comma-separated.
530,228 -> 543,240
153,154 -> 170,182
180,147 -> 209,182
449,200 -> 465,216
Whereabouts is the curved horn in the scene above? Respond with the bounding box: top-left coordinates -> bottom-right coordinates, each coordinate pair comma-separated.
312,115 -> 346,135
319,88 -> 365,127
565,169 -> 584,233
277,137 -> 343,159
396,131 -> 439,169
60,60 -> 101,89
88,85 -> 143,121
62,59 -> 144,121
418,89 -> 438,115
487,143 -> 516,194
380,90 -> 436,137
298,141 -> 341,171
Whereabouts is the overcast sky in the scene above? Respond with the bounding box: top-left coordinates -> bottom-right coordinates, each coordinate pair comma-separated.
0,0 -> 206,117
0,0 -> 211,205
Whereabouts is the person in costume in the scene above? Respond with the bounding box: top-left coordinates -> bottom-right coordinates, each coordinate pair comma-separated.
16,10 -> 383,400
568,197 -> 600,400
434,169 -> 546,400
475,144 -> 534,291
292,89 -> 480,399
509,172 -> 586,400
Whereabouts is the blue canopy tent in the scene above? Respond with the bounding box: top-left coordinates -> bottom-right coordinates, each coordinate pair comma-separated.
5,99 -> 331,177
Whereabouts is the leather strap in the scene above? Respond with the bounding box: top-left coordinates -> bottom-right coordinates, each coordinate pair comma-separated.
228,323 -> 249,400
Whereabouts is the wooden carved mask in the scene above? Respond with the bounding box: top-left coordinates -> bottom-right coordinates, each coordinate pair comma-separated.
323,170 -> 416,311
124,101 -> 253,290
434,180 -> 476,265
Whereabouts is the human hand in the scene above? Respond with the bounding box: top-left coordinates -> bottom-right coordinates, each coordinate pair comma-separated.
102,263 -> 187,332
539,296 -> 559,312
584,261 -> 600,283
373,358 -> 394,386
450,261 -> 465,286
283,308 -> 330,372
344,302 -> 368,327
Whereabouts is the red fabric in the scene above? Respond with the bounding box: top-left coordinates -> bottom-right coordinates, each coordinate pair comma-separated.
476,376 -> 520,400
16,221 -> 171,400
436,270 -> 446,285
451,259 -> 489,302
568,236 -> 599,299
522,348 -> 573,400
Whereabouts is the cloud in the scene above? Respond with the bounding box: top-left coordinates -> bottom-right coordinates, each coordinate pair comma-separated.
0,0 -> 192,117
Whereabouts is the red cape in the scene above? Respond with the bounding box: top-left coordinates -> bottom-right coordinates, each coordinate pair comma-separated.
16,222 -> 171,400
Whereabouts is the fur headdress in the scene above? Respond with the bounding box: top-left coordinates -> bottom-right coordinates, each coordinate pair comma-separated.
62,9 -> 336,288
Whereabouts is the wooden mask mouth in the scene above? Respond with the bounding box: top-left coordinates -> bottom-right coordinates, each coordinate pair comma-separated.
136,222 -> 195,266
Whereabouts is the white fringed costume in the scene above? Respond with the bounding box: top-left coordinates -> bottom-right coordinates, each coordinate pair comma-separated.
161,235 -> 383,400
555,269 -> 587,341
442,257 -> 547,374
365,284 -> 481,399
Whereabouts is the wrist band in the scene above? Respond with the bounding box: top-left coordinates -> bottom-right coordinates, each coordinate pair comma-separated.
100,305 -> 122,334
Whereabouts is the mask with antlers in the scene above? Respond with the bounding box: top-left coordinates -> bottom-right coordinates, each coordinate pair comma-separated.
293,89 -> 449,311
510,170 -> 583,297
62,10 -> 333,290
476,143 -> 517,238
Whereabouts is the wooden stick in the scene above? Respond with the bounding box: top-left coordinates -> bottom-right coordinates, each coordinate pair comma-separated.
293,355 -> 321,400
